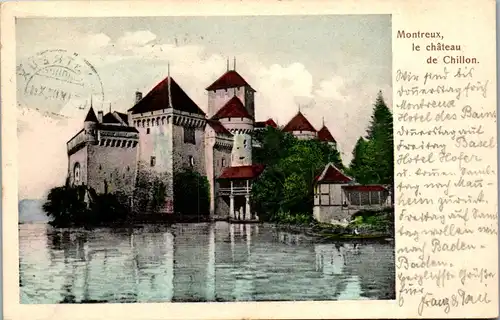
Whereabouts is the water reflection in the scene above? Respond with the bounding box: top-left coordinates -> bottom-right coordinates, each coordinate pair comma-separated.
19,222 -> 395,303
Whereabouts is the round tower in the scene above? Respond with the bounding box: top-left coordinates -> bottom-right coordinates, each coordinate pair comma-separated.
211,95 -> 254,167
218,117 -> 253,167
84,106 -> 98,144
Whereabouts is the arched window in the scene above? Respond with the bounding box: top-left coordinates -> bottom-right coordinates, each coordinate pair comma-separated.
73,163 -> 81,185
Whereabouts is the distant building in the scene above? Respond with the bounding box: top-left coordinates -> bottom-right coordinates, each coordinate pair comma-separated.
67,64 -> 340,220
282,111 -> 317,140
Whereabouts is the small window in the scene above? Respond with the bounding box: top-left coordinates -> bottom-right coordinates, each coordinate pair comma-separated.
243,139 -> 247,148
127,166 -> 130,172
150,156 -> 156,167
184,127 -> 196,144
189,156 -> 195,167
146,128 -> 150,134
221,158 -> 226,167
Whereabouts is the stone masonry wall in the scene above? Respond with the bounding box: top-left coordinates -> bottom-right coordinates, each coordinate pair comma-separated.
87,143 -> 138,197
68,146 -> 88,186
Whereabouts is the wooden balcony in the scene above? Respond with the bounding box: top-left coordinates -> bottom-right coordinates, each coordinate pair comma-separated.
218,187 -> 250,196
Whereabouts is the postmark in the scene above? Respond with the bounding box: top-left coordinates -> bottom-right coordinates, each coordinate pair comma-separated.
16,49 -> 104,116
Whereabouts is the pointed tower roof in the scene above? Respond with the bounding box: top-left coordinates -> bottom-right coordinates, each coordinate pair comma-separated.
315,163 -> 352,184
211,96 -> 253,120
127,76 -> 205,116
84,107 -> 98,122
282,111 -> 316,132
206,70 -> 255,91
317,125 -> 336,143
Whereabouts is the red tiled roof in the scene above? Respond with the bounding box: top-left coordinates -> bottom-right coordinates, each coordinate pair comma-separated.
342,185 -> 387,192
317,125 -> 336,142
282,111 -> 316,133
207,119 -> 232,136
218,164 -> 265,180
211,96 -> 252,120
206,70 -> 255,91
128,76 -> 205,116
255,118 -> 278,128
315,163 -> 352,184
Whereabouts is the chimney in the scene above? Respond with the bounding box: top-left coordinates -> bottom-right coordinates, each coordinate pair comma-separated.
135,91 -> 143,104
97,111 -> 103,123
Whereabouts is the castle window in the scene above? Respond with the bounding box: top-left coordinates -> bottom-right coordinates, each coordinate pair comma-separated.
74,163 -> 81,185
150,156 -> 156,167
243,139 -> 247,148
99,164 -> 102,171
127,166 -> 130,172
183,127 -> 196,144
189,156 -> 195,167
146,128 -> 150,134
221,158 -> 226,167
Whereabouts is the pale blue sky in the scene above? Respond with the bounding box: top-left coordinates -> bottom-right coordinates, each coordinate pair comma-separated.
16,15 -> 392,199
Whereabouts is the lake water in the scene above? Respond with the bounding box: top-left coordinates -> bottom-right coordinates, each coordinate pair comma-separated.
19,222 -> 395,303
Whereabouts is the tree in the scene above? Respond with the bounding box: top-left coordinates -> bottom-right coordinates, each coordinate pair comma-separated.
349,91 -> 394,185
173,169 -> 210,217
43,185 -> 89,226
251,127 -> 345,221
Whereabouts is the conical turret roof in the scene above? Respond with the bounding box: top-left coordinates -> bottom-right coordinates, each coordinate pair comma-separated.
84,107 -> 98,122
282,111 -> 316,132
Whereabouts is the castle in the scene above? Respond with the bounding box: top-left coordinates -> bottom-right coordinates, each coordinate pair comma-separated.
66,64 -> 338,220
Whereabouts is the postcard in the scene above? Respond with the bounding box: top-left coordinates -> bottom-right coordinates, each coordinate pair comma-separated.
1,0 -> 498,319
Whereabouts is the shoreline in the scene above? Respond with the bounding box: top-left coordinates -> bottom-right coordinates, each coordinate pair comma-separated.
272,223 -> 394,242
26,218 -> 394,241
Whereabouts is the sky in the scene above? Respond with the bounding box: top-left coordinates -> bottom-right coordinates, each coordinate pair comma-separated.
16,15 -> 392,200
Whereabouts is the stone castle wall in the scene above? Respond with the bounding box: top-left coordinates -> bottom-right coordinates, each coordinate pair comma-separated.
172,123 -> 206,176
68,146 -> 88,186
207,87 -> 246,118
87,143 -> 138,197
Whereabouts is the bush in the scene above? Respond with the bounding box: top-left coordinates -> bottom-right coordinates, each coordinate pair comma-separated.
272,210 -> 313,225
43,185 -> 130,227
173,169 -> 210,216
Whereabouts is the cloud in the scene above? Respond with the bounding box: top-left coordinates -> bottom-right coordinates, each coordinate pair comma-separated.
17,29 -> 391,199
86,33 -> 111,50
117,30 -> 157,48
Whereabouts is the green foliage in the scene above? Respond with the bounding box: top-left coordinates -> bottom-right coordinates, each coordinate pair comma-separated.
349,207 -> 394,233
42,185 -> 89,226
272,210 -> 313,225
43,185 -> 130,227
133,168 -> 170,214
251,126 -> 344,222
173,169 -> 210,216
348,91 -> 394,184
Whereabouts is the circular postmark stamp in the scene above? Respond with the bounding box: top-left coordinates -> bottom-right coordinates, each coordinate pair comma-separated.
16,49 -> 105,116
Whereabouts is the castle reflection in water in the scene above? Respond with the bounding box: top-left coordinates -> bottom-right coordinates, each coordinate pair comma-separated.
19,222 -> 395,303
